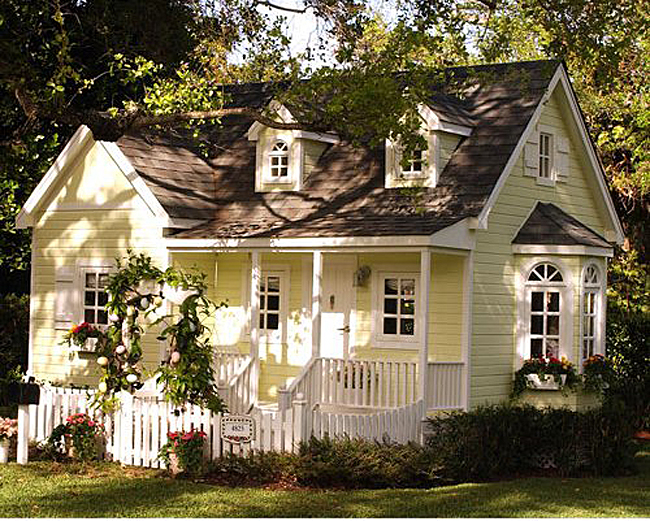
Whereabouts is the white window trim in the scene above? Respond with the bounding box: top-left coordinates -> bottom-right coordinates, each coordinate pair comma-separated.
371,267 -> 421,349
579,261 -> 606,367
242,263 -> 290,345
265,140 -> 291,183
516,258 -> 574,366
534,124 -> 560,186
385,131 -> 439,188
255,131 -> 304,191
538,132 -> 554,182
75,259 -> 115,325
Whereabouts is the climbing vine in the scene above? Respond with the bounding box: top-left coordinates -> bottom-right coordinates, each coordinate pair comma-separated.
69,251 -> 226,413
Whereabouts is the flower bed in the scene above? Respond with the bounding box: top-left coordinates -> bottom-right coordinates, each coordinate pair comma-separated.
159,429 -> 207,476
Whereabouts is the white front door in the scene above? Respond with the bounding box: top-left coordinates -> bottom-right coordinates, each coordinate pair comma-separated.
320,262 -> 354,360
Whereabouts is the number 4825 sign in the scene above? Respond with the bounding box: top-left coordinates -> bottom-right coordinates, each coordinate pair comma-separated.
221,416 -> 255,444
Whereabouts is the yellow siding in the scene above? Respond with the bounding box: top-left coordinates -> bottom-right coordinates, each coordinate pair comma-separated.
31,141 -> 166,386
470,86 -> 610,407
438,132 -> 460,174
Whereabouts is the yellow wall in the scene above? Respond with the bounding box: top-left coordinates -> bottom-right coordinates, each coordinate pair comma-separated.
31,140 -> 166,386
470,86 -> 611,407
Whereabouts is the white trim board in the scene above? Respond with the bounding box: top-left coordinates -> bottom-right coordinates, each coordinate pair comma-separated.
477,64 -> 624,245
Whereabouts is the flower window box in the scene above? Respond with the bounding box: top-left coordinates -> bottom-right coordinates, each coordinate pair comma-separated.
525,373 -> 567,391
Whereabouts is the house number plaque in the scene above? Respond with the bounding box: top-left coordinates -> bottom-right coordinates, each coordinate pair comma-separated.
221,416 -> 255,444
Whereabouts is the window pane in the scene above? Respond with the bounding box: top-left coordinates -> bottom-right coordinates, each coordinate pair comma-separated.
97,310 -> 108,325
260,295 -> 265,310
267,313 -> 279,330
400,318 -> 415,335
259,314 -> 265,329
384,298 -> 397,315
267,277 -> 280,292
98,273 -> 110,288
528,270 -> 542,282
588,317 -> 594,336
548,292 -> 560,312
401,299 -> 415,315
588,293 -> 595,314
401,279 -> 415,296
267,295 -> 280,311
545,339 -> 559,358
85,291 -> 96,306
531,292 -> 544,312
547,315 -> 559,336
383,317 -> 397,335
550,270 -> 563,282
84,309 -> 95,323
531,339 -> 543,358
98,291 -> 108,306
531,315 -> 543,335
85,273 -> 96,288
384,279 -> 398,295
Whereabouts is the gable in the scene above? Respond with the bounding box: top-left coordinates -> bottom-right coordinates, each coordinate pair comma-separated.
478,66 -> 623,244
17,126 -> 169,228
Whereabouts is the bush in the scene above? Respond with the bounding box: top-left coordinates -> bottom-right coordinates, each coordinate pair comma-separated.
0,294 -> 29,406
605,310 -> 650,430
425,403 -> 638,482
207,450 -> 298,486
295,435 -> 435,489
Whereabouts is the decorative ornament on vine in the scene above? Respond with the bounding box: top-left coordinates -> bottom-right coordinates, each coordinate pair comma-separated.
71,251 -> 226,414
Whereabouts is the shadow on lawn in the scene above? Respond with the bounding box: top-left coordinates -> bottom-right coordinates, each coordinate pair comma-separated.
15,450 -> 650,518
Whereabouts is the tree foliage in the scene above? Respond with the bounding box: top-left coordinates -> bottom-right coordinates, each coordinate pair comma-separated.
0,0 -> 647,301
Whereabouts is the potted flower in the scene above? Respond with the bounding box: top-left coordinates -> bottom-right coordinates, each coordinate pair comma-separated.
512,356 -> 580,398
62,322 -> 102,352
158,429 -> 207,476
0,417 -> 18,463
63,413 -> 105,461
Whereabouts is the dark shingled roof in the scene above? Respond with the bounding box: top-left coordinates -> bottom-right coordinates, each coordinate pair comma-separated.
513,202 -> 611,248
116,60 -> 561,239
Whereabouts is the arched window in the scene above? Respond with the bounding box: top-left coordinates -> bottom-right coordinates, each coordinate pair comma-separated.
269,140 -> 289,179
526,262 -> 565,359
581,263 -> 603,362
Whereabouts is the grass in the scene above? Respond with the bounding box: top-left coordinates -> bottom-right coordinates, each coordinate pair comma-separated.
0,450 -> 648,518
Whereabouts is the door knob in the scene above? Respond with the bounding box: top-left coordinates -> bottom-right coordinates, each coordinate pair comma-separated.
337,325 -> 351,333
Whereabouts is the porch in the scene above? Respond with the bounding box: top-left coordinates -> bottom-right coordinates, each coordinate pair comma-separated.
170,247 -> 471,416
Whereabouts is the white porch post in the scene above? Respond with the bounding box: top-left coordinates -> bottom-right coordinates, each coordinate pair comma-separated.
250,251 -> 261,405
311,251 -> 323,359
419,249 -> 431,411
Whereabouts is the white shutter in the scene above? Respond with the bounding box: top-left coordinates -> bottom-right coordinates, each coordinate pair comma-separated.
556,136 -> 570,182
54,266 -> 77,330
385,139 -> 400,186
523,142 -> 539,177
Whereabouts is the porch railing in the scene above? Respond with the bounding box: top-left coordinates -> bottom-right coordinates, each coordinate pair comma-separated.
282,358 -> 419,411
219,357 -> 257,414
213,351 -> 250,385
427,362 -> 466,410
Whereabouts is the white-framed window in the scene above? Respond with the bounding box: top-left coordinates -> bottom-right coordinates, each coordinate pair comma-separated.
259,273 -> 281,332
399,148 -> 426,179
525,262 -> 566,359
268,140 -> 290,181
242,266 -> 290,344
539,132 -> 553,180
81,268 -> 110,327
581,263 -> 604,362
376,273 -> 419,343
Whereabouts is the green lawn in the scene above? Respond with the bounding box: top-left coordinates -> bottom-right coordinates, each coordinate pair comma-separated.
0,450 -> 648,518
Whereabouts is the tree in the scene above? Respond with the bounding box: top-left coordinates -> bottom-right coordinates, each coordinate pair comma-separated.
0,0 -> 647,296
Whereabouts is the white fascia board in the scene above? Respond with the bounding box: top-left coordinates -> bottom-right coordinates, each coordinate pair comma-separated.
477,66 -> 563,230
294,130 -> 340,144
512,244 -> 613,257
419,104 -> 473,136
165,219 -> 476,252
15,125 -> 93,228
99,141 -> 171,225
556,68 -> 625,244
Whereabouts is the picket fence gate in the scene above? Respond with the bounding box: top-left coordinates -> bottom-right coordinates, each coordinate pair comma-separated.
23,385 -> 424,468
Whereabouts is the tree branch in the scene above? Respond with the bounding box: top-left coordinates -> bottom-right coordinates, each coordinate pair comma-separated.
255,1 -> 308,14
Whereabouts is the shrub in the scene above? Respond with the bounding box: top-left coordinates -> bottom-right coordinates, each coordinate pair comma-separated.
0,294 -> 29,407
425,403 -> 638,482
207,450 -> 298,486
294,435 -> 435,489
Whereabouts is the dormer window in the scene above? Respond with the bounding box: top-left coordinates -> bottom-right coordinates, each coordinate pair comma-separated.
400,148 -> 426,178
269,141 -> 290,181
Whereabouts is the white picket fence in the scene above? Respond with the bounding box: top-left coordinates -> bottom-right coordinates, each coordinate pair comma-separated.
22,384 -> 424,468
